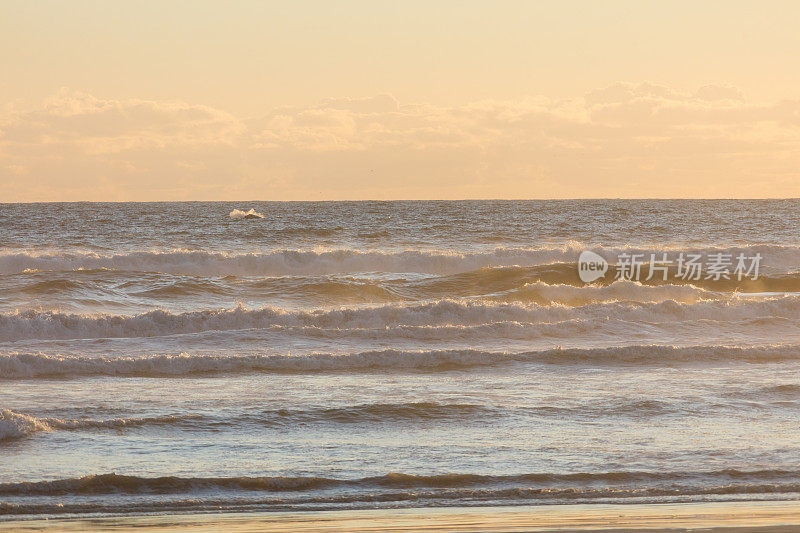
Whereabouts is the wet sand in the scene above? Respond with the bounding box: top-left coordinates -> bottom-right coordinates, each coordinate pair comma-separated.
4,500 -> 800,532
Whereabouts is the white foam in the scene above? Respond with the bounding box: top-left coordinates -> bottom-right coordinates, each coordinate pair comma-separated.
229,208 -> 264,220
0,409 -> 196,439
0,409 -> 50,440
506,280 -> 717,305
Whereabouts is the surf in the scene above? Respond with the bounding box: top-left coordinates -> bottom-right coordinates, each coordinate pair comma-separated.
2,344 -> 798,379
2,295 -> 799,342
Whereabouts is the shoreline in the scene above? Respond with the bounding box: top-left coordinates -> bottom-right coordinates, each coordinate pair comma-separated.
4,500 -> 800,532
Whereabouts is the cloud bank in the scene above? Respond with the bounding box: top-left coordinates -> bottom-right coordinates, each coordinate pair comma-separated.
1,84 -> 799,201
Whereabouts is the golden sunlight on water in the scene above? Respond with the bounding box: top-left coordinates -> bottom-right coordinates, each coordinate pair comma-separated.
3,2 -> 800,531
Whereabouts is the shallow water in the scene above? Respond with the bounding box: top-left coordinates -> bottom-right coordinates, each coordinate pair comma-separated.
2,200 -> 800,518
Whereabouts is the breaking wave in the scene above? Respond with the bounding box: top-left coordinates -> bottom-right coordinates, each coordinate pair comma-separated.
229,208 -> 264,220
0,409 -> 198,441
2,344 -> 797,379
1,244 -> 797,276
2,296 -> 799,342
0,271 -> 732,313
498,280 -> 716,305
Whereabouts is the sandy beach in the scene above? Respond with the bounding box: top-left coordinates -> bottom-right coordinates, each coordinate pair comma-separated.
5,501 -> 800,532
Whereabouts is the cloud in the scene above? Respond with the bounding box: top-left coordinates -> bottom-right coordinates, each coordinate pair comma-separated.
1,84 -> 799,200
318,94 -> 400,114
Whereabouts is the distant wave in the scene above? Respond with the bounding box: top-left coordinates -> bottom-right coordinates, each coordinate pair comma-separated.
0,248 -> 578,276
0,409 -> 198,441
2,344 -> 797,379
0,248 -> 581,276
1,244 -> 797,276
229,208 -> 264,220
2,296 -> 799,342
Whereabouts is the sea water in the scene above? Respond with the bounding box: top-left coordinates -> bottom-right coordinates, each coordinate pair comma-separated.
1,200 -> 800,517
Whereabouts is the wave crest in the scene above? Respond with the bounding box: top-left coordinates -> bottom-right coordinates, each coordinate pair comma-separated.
0,409 -> 50,440
2,468 -> 798,496
2,344 -> 797,379
0,409 -> 198,440
2,296 -> 799,342
2,244 -> 796,276
229,208 -> 264,220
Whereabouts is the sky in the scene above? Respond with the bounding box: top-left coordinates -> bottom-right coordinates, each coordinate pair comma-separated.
1,0 -> 799,201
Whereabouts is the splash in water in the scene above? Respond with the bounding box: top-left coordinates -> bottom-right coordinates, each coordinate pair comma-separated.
229,208 -> 264,219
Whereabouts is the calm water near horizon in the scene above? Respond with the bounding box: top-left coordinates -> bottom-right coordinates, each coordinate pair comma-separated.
2,200 -> 800,518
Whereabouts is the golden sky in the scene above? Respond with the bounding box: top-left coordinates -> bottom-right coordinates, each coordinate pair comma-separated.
2,0 -> 799,200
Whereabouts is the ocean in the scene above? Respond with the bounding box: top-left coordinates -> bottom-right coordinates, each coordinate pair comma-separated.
1,199 -> 800,519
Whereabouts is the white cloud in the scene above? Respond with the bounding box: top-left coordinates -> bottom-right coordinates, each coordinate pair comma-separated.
1,85 -> 799,200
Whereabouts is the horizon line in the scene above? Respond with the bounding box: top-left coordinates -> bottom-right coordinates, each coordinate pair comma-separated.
3,197 -> 800,204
